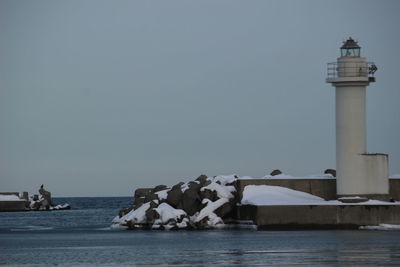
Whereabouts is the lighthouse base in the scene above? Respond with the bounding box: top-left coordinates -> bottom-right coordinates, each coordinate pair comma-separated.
337,153 -> 389,197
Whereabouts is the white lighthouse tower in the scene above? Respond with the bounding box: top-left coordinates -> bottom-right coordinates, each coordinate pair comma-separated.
327,38 -> 389,199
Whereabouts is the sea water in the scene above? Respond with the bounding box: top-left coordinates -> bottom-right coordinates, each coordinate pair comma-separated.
1,197 -> 400,266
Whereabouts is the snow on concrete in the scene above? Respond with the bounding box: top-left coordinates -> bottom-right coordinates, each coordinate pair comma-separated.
241,185 -> 326,206
241,185 -> 400,206
359,224 -> 400,230
261,173 -> 335,179
238,173 -> 335,180
263,173 -> 295,179
0,195 -> 22,201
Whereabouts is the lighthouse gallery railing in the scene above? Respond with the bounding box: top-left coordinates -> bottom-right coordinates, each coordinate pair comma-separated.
327,62 -> 377,80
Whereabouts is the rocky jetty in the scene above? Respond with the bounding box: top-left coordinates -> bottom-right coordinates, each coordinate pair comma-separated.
112,175 -> 238,230
0,185 -> 71,212
29,185 -> 71,211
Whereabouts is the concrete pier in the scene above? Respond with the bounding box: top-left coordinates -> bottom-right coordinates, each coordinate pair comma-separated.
0,200 -> 27,212
237,204 -> 400,230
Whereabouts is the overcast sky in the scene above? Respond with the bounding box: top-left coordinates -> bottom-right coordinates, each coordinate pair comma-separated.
1,0 -> 399,197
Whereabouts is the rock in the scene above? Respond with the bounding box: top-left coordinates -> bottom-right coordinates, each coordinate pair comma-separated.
134,188 -> 153,199
38,185 -> 52,206
153,185 -> 168,193
145,201 -> 160,223
324,169 -> 336,177
119,207 -> 134,217
172,182 -> 184,189
214,201 -> 232,219
195,216 -> 210,229
144,192 -> 159,203
270,169 -> 282,176
166,187 -> 183,208
41,199 -> 50,210
200,188 -> 218,202
195,175 -> 208,186
133,196 -> 146,209
182,186 -> 202,216
30,201 -> 41,210
187,181 -> 202,192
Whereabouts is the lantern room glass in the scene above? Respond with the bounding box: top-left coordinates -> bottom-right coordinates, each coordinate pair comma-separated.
341,48 -> 360,57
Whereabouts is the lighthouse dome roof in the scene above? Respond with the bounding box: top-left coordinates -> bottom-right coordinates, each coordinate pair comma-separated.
341,38 -> 360,49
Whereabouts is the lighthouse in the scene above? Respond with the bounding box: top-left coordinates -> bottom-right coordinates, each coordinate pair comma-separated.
327,38 -> 389,199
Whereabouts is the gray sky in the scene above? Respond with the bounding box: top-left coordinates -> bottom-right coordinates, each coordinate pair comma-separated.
1,0 -> 399,197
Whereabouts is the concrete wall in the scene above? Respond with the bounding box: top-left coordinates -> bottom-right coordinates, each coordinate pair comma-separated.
361,153 -> 389,195
235,178 -> 400,201
0,201 -> 27,212
236,179 -> 337,200
390,179 -> 400,200
237,204 -> 400,229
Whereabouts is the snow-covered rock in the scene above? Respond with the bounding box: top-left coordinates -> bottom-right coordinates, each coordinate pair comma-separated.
50,203 -> 71,210
201,181 -> 235,199
112,175 -> 237,230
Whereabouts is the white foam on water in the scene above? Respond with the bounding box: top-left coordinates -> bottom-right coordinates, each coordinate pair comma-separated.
11,225 -> 54,231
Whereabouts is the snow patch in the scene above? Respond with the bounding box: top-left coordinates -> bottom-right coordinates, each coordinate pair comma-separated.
193,198 -> 227,227
155,189 -> 169,201
119,202 -> 150,224
359,224 -> 400,230
241,185 -> 325,206
201,181 -> 235,199
181,182 -> 190,193
241,185 -> 400,206
238,173 -> 335,180
153,203 -> 186,225
212,174 -> 237,185
0,195 -> 22,201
